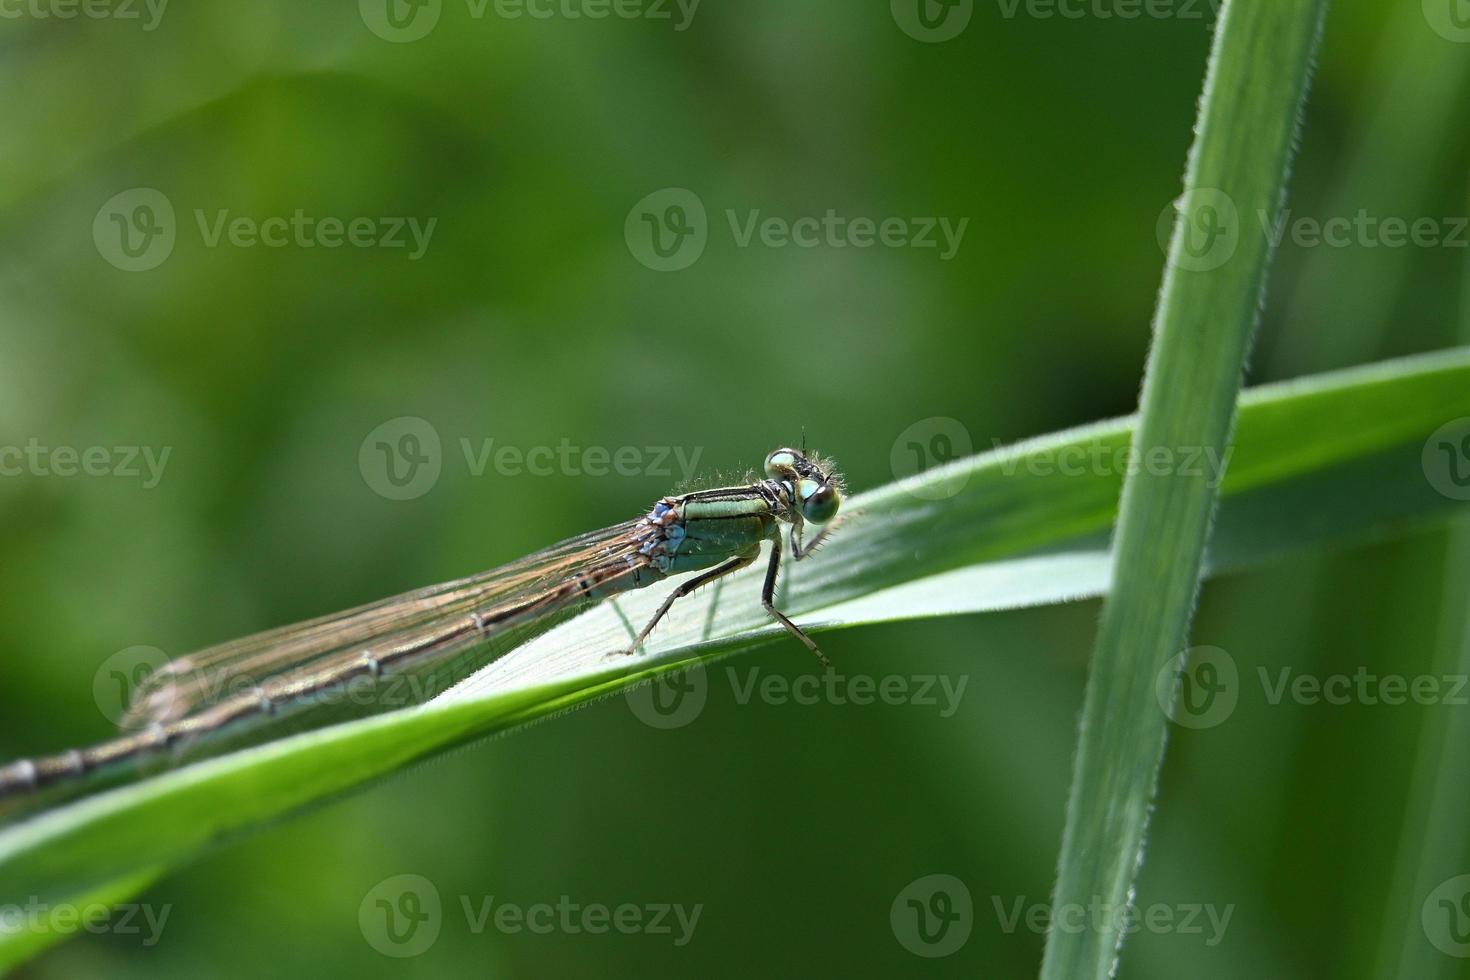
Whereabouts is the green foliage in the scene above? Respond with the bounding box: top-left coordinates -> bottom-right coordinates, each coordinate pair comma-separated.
3,2 -> 1467,976
3,348 -> 1467,970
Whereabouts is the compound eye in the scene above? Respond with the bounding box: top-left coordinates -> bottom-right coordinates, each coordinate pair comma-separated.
765,449 -> 801,479
799,480 -> 840,525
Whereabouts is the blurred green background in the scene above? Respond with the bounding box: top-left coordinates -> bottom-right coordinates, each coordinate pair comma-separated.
2,1 -> 1469,976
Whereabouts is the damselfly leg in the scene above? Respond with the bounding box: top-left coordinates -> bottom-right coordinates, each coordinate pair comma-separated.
615,524 -> 835,668
761,535 -> 831,668
619,548 -> 759,656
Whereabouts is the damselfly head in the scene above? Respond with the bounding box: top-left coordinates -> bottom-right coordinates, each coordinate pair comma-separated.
764,447 -> 843,525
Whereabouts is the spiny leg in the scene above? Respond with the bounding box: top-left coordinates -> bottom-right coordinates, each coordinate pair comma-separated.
791,515 -> 843,560
620,549 -> 759,657
762,539 -> 831,668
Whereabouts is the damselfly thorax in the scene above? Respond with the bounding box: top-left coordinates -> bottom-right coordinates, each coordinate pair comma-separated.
0,447 -> 845,809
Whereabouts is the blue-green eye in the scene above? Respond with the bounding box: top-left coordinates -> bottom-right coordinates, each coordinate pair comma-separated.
799,479 -> 839,525
765,449 -> 800,479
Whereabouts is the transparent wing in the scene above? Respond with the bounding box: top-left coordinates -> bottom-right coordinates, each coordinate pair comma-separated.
122,519 -> 646,728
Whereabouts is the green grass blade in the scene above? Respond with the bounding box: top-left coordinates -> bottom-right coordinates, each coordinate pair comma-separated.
1,347 -> 1465,970
1368,516 -> 1470,980
1039,1 -> 1331,977
1371,211 -> 1470,980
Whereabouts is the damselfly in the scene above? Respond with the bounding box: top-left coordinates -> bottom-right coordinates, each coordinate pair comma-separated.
0,447 -> 844,808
